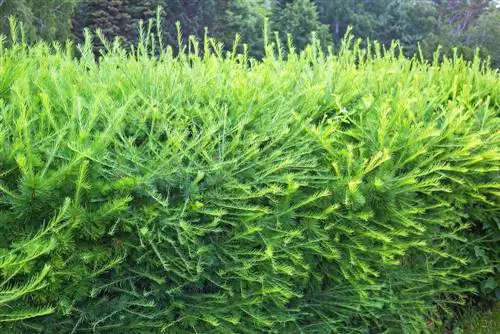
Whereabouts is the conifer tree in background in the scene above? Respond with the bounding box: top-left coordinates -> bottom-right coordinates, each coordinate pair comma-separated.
271,0 -> 331,52
212,0 -> 268,58
314,0 -> 361,42
72,0 -> 132,51
71,0 -> 267,56
71,0 -> 87,44
377,0 -> 439,57
127,0 -> 165,46
158,0 -> 267,57
161,0 -> 215,45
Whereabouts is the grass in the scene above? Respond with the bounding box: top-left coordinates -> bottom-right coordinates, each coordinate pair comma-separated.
435,301 -> 500,334
459,303 -> 500,334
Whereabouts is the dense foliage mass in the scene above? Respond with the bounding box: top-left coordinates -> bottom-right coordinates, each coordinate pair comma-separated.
1,0 -> 500,66
0,27 -> 499,333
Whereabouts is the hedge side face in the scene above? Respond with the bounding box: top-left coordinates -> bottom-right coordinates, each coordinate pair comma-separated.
0,35 -> 498,333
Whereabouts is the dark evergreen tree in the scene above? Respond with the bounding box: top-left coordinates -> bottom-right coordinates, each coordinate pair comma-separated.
71,0 -> 89,44
271,0 -> 331,52
375,0 -> 439,56
72,0 -> 268,57
73,0 -> 131,48
211,0 -> 268,58
161,0 -> 216,48
125,0 -> 165,47
314,0 -> 355,41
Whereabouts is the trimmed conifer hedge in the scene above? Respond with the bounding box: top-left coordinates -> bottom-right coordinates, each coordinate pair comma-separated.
0,28 -> 499,333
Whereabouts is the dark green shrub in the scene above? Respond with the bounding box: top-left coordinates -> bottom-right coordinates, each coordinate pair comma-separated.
0,30 -> 498,333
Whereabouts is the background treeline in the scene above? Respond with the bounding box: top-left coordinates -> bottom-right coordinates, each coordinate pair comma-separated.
1,0 -> 499,65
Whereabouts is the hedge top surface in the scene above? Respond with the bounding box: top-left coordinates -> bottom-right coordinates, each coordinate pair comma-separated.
0,32 -> 499,333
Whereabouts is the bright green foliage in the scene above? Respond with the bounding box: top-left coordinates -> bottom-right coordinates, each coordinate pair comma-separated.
0,25 -> 499,333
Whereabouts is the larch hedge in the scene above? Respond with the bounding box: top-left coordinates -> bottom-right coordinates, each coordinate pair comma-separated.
0,27 -> 499,333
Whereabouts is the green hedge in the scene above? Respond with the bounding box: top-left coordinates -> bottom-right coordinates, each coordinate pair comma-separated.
0,31 -> 499,333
